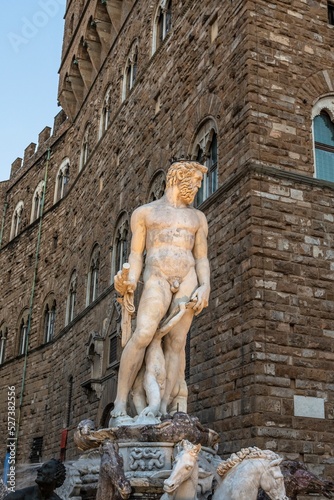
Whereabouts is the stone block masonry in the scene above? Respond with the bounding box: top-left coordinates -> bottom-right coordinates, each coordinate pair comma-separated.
0,0 -> 333,487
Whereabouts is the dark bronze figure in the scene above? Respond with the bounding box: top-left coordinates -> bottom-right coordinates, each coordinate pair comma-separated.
4,459 -> 66,500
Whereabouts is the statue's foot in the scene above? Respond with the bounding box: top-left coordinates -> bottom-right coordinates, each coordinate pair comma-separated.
139,405 -> 160,418
135,405 -> 161,425
109,405 -> 134,427
161,413 -> 173,421
110,407 -> 128,419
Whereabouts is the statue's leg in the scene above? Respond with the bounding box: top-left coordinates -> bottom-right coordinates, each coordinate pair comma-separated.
131,365 -> 147,414
112,277 -> 171,418
160,309 -> 194,415
160,269 -> 197,415
141,338 -> 166,416
168,355 -> 188,414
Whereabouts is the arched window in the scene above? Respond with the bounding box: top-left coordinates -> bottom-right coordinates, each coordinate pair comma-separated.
312,98 -> 334,182
87,245 -> 100,305
147,170 -> 166,202
191,119 -> 218,205
30,181 -> 45,223
80,124 -> 91,170
19,315 -> 29,356
10,201 -> 24,240
152,0 -> 172,54
0,325 -> 8,364
99,86 -> 111,140
111,215 -> 129,282
66,271 -> 77,325
44,300 -> 56,343
115,221 -> 129,275
100,403 -> 114,428
54,159 -> 70,203
122,41 -> 138,101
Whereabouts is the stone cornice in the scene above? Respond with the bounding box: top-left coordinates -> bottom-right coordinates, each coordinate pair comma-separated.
198,161 -> 334,214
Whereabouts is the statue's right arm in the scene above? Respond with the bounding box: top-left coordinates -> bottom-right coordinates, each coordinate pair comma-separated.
128,206 -> 147,286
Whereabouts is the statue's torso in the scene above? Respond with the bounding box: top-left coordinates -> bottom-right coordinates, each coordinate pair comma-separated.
143,203 -> 201,280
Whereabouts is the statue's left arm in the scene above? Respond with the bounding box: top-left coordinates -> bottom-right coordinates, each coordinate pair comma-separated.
191,211 -> 211,315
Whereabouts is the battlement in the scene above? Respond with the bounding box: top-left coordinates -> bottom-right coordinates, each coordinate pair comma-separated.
10,157 -> 23,178
23,143 -> 37,164
38,127 -> 51,148
8,109 -> 68,181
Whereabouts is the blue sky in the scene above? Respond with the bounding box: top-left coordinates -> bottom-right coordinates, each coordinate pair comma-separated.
0,0 -> 65,181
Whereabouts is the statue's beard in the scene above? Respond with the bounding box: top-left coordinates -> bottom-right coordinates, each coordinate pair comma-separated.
179,178 -> 197,204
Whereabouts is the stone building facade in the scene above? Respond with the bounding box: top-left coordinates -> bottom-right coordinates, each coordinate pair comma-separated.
0,0 -> 334,487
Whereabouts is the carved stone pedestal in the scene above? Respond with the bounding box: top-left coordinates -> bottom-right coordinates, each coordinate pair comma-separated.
120,442 -> 174,476
74,413 -> 219,500
120,442 -> 173,500
123,443 -> 218,500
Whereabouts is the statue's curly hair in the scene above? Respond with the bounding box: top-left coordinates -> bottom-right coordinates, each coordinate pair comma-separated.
166,161 -> 207,188
45,458 -> 66,487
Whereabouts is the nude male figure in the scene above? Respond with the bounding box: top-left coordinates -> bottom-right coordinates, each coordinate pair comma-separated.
111,160 -> 210,419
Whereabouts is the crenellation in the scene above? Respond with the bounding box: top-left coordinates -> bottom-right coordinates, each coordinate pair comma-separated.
23,142 -> 37,165
0,0 -> 333,490
37,126 -> 51,148
10,157 -> 23,178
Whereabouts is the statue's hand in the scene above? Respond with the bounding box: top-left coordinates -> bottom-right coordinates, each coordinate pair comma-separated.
114,270 -> 137,296
191,285 -> 210,316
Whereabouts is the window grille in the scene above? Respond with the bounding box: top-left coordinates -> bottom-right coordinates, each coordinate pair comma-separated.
30,437 -> 43,463
109,335 -> 118,365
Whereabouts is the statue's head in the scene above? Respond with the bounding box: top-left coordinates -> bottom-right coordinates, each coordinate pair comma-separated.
77,419 -> 95,434
166,161 -> 208,204
35,458 -> 66,488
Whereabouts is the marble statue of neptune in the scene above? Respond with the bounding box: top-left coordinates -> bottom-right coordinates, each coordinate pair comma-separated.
111,161 -> 210,421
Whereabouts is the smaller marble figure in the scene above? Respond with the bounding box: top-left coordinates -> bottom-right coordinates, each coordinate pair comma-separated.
4,459 -> 66,500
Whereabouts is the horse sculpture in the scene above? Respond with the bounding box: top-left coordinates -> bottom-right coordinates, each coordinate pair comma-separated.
258,459 -> 334,500
213,447 -> 289,500
161,440 -> 201,500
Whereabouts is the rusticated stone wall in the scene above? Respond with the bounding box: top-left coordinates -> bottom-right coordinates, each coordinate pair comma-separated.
0,0 -> 334,489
